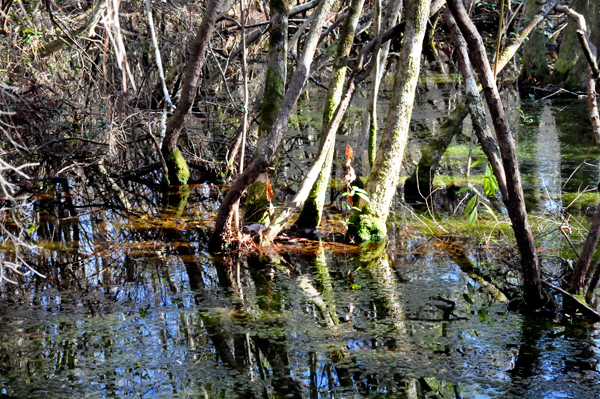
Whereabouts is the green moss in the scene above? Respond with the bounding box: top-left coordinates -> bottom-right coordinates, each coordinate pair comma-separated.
163,149 -> 190,186
433,174 -> 486,186
346,211 -> 387,242
573,293 -> 587,305
258,67 -> 286,138
358,240 -> 386,263
561,192 -> 600,209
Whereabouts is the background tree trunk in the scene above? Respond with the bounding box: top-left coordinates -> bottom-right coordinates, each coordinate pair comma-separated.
244,0 -> 289,223
404,0 -> 561,201
519,0 -> 550,85
161,0 -> 224,186
554,0 -> 599,91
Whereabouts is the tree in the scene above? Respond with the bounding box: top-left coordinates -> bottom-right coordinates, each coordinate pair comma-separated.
347,0 -> 432,241
294,0 -> 366,229
161,0 -> 224,187
447,0 -> 546,308
554,0 -> 599,91
244,0 -> 290,223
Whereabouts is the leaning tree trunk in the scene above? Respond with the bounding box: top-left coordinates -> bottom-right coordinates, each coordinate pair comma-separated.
554,0 -> 599,91
404,0 -> 561,201
518,0 -> 550,85
447,0 -> 545,309
244,0 -> 289,223
444,9 -> 508,201
346,0 -> 431,242
160,0 -> 224,187
213,0 -> 334,247
294,0 -> 365,229
557,4 -> 600,296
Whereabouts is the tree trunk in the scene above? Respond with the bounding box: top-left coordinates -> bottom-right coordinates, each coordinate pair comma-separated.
161,0 -> 224,186
294,0 -> 365,229
447,0 -> 545,309
347,0 -> 431,242
212,0 -> 334,247
570,203 -> 600,295
518,0 -> 550,85
444,9 -> 508,201
354,0 -> 404,174
244,0 -> 289,224
554,0 -> 599,91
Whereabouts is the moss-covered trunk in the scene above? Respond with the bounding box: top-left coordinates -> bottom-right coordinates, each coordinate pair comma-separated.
554,0 -> 599,91
244,0 -> 289,223
294,0 -> 365,229
353,0 -> 403,174
518,0 -> 550,84
347,0 -> 431,242
161,147 -> 190,186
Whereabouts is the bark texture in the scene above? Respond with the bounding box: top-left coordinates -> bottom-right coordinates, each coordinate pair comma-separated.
354,0 -> 404,174
347,0 -> 431,241
244,0 -> 289,223
447,0 -> 544,308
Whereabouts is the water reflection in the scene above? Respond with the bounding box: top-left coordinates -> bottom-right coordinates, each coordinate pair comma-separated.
3,193 -> 600,398
2,92 -> 600,397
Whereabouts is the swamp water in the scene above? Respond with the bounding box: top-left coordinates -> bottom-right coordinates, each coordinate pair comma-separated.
2,81 -> 600,398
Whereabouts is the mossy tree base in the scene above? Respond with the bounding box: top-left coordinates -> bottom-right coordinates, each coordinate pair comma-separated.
162,148 -> 190,187
346,210 -> 387,243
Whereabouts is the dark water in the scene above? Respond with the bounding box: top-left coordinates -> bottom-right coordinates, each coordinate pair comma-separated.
2,82 -> 600,398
